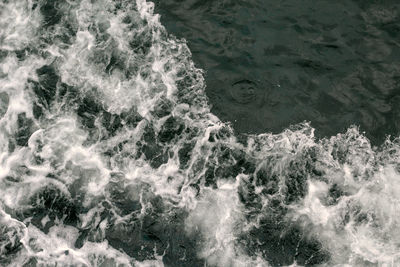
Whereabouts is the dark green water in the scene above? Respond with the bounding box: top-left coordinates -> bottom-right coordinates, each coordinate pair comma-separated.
155,0 -> 400,144
2,1 -> 400,266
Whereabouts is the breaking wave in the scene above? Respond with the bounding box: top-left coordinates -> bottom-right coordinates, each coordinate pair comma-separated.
1,0 -> 400,266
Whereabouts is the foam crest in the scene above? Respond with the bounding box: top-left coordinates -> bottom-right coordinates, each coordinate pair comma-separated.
1,0 -> 400,266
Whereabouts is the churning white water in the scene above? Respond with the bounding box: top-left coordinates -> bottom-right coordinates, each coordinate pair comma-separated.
1,0 -> 400,266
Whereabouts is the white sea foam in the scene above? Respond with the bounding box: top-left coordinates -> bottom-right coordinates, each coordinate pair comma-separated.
1,0 -> 400,266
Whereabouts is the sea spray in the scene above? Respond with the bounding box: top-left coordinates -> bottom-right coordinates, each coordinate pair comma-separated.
1,0 -> 400,266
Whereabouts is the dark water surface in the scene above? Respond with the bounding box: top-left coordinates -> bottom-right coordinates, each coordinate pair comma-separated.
155,0 -> 400,144
2,1 -> 400,266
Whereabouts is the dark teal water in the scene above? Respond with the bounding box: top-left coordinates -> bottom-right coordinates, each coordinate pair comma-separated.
2,1 -> 400,266
155,0 -> 400,144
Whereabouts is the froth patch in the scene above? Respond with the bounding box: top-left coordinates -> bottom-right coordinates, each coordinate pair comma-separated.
1,0 -> 400,266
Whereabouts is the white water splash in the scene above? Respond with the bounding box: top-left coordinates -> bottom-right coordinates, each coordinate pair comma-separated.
1,0 -> 400,266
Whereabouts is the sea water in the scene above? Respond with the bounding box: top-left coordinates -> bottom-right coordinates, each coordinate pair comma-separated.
1,0 -> 400,266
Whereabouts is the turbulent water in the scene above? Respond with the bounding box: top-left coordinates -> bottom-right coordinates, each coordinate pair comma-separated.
1,0 -> 400,266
